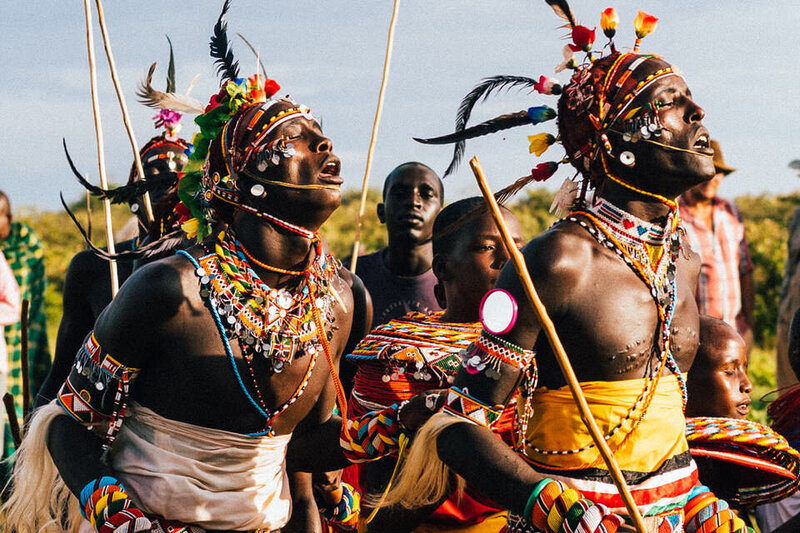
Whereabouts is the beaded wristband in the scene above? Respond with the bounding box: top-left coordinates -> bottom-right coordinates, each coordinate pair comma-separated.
79,476 -> 124,520
523,478 -> 552,528
442,386 -> 503,428
83,482 -> 151,533
319,482 -> 361,531
340,402 -> 407,462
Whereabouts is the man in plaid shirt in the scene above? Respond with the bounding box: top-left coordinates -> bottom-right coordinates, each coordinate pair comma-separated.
0,191 -> 51,484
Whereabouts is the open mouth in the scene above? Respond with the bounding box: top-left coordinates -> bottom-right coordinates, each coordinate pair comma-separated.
693,132 -> 713,154
736,400 -> 751,416
318,158 -> 343,185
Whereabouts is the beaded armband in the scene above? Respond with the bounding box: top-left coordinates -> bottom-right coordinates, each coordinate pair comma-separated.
56,333 -> 141,449
340,402 -> 408,463
318,482 -> 361,531
461,331 -> 534,382
80,476 -> 151,533
442,386 -> 503,428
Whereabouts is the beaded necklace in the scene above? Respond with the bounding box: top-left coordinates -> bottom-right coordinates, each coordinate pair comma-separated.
568,198 -> 687,407
180,230 -> 339,435
202,229 -> 338,373
523,198 -> 686,458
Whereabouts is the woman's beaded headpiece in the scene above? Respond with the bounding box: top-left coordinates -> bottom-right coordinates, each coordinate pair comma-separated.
416,1 -> 670,205
174,0 -> 316,241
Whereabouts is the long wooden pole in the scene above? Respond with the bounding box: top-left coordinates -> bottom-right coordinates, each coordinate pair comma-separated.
82,0 -> 119,297
349,0 -> 400,275
469,156 -> 647,533
93,0 -> 155,224
19,299 -> 30,421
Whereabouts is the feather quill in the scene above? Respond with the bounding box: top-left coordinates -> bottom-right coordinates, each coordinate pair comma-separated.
210,0 -> 240,83
61,193 -> 184,261
545,0 -> 576,29
166,35 -> 176,93
494,174 -> 544,205
429,76 -> 539,176
415,111 -> 530,145
237,33 -> 268,79
136,63 -> 205,113
64,140 -> 178,205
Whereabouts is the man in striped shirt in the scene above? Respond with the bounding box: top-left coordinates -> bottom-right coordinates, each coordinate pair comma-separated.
679,140 -> 755,350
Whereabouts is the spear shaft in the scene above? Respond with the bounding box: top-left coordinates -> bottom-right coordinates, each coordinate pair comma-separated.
82,0 -> 119,297
94,0 -> 155,224
350,0 -> 400,274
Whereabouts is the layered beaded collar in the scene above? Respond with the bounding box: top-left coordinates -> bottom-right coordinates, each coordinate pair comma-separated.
198,229 -> 339,373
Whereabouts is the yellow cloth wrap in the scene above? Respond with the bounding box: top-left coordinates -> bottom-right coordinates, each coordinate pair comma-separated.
523,374 -> 688,473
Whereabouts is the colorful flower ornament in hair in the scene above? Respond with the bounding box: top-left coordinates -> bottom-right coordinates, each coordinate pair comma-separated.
412,0 -> 661,206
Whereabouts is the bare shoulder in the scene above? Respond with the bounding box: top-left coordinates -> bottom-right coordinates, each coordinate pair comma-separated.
678,230 -> 702,281
522,220 -> 598,283
92,248 -> 200,362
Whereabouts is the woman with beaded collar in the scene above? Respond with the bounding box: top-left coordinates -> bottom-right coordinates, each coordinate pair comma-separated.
377,4 -> 748,533
1,3 -> 363,532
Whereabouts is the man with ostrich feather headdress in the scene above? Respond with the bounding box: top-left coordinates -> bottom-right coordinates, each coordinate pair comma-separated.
0,2 -> 375,532
370,2 -> 772,532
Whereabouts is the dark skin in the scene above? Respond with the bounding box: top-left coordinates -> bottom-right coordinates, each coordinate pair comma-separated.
377,71 -> 716,522
376,163 -> 443,277
686,316 -> 752,420
686,317 -> 752,505
46,107 -> 357,532
36,143 -> 186,408
366,207 -> 524,533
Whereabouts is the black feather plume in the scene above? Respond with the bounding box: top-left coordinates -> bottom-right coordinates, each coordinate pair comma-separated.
60,193 -> 185,261
166,35 -> 176,93
63,140 -> 177,205
545,0 -> 576,29
431,76 -> 539,177
414,111 -> 530,145
210,0 -> 240,83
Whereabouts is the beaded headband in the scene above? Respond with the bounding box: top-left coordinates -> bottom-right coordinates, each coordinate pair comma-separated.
415,1 -> 681,205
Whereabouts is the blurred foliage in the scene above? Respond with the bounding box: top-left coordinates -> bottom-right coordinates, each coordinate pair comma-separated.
12,188 -> 800,424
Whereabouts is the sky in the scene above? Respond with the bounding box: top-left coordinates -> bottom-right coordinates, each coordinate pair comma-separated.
2,1 -> 799,212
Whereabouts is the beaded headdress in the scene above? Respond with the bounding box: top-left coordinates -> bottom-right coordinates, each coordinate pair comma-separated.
416,1 -> 678,207
174,0 -> 320,242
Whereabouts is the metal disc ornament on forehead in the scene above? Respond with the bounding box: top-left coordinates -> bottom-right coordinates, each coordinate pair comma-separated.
480,289 -> 518,335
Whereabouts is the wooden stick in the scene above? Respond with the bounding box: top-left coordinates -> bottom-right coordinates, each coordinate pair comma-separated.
93,0 -> 155,224
469,156 -> 647,533
349,0 -> 400,275
82,0 -> 119,298
19,299 -> 30,422
3,393 -> 21,448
